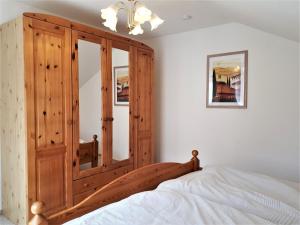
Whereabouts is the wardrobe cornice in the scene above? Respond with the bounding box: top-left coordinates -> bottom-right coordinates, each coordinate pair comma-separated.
23,12 -> 153,51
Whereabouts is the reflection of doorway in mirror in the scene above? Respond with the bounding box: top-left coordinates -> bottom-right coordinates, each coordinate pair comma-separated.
112,48 -> 129,162
78,40 -> 102,170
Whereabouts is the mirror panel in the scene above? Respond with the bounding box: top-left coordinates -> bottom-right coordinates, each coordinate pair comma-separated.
112,48 -> 130,163
78,39 -> 102,170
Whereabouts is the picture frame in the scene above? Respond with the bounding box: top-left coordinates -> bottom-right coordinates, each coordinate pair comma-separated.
206,50 -> 248,108
114,66 -> 129,106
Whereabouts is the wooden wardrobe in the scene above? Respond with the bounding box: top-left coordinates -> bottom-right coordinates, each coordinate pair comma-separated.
0,13 -> 154,225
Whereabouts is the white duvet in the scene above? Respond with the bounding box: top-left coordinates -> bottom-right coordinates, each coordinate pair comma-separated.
65,167 -> 300,225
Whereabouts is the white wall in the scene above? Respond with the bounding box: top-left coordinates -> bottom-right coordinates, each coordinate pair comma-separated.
79,73 -> 102,142
146,23 -> 300,182
0,1 -> 45,25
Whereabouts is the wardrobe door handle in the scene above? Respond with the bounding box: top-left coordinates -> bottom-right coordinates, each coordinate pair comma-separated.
103,117 -> 114,122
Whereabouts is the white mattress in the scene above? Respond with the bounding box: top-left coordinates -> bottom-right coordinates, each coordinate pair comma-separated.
65,166 -> 300,225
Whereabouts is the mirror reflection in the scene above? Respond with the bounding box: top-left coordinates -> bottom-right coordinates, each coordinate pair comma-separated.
78,39 -> 102,170
112,48 -> 130,162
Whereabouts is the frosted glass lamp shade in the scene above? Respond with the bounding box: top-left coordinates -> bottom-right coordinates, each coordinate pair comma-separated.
134,2 -> 152,24
101,2 -> 124,19
103,16 -> 118,31
101,7 -> 117,20
150,14 -> 164,30
129,24 -> 144,35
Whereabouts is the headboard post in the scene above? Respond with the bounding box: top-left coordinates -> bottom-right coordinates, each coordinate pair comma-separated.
191,150 -> 202,171
92,134 -> 98,167
29,201 -> 48,225
93,134 -> 98,142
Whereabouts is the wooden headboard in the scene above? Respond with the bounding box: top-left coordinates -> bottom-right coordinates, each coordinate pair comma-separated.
79,135 -> 98,167
29,150 -> 202,225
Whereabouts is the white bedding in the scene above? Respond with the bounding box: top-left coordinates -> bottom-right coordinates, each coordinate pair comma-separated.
65,166 -> 300,225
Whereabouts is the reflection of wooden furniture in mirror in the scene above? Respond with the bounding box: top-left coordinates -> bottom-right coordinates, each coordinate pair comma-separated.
79,135 -> 98,168
0,12 -> 154,224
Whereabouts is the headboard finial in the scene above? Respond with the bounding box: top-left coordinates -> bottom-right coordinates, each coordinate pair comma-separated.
93,134 -> 98,140
191,149 -> 202,171
29,201 -> 48,225
192,150 -> 198,157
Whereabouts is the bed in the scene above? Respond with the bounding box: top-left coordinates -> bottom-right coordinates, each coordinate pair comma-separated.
79,135 -> 99,168
29,151 -> 300,225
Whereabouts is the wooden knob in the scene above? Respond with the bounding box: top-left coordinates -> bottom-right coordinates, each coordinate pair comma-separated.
29,201 -> 48,225
192,150 -> 198,157
31,201 -> 45,215
103,117 -> 114,122
93,134 -> 97,140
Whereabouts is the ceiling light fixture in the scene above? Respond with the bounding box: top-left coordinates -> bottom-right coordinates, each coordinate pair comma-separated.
101,0 -> 164,35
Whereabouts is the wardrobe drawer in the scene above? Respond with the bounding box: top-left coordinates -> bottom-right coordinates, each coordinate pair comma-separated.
73,164 -> 133,195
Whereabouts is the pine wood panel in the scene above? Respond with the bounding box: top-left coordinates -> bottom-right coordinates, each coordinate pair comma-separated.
25,18 -> 73,217
34,30 -> 64,147
0,17 -> 27,225
130,46 -> 138,168
34,29 -> 47,147
23,13 -> 71,28
36,148 -> 66,214
130,46 -> 140,169
136,49 -> 154,167
44,34 -> 64,146
24,16 -> 36,221
104,39 -> 113,167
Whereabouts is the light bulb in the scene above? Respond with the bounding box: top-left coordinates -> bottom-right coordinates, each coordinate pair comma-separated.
103,16 -> 118,31
150,14 -> 164,30
129,24 -> 144,35
134,2 -> 152,24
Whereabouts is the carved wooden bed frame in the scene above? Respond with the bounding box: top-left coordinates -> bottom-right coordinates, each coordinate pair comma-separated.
29,150 -> 201,225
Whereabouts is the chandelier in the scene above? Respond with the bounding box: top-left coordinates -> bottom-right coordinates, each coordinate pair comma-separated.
100,0 -> 164,35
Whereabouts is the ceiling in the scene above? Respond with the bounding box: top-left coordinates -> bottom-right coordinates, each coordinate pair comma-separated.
18,0 -> 299,42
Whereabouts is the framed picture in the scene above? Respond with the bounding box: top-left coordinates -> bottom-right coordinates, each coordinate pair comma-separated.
114,66 -> 129,106
206,50 -> 248,108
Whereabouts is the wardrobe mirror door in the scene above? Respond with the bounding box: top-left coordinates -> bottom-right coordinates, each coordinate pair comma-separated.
78,39 -> 102,171
112,48 -> 130,163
